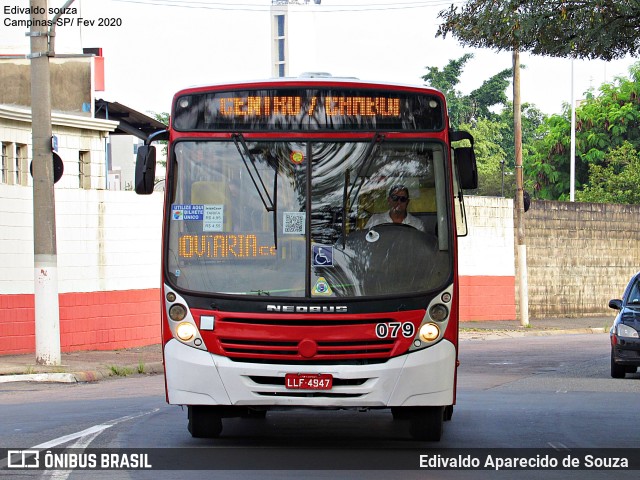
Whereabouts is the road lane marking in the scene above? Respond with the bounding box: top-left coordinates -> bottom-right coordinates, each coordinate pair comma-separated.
34,408 -> 160,449
0,408 -> 160,470
32,424 -> 113,449
44,428 -> 107,480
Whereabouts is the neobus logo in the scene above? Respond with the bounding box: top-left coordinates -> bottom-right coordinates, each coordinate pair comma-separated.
267,305 -> 348,313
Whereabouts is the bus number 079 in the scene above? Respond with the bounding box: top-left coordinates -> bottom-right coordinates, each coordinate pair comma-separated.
375,322 -> 415,339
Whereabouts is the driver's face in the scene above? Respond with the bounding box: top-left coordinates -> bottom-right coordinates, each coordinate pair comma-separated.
388,189 -> 410,212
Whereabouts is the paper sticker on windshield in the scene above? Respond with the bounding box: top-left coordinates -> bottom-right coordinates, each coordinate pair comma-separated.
312,277 -> 333,296
283,212 -> 305,235
172,204 -> 204,221
203,205 -> 224,232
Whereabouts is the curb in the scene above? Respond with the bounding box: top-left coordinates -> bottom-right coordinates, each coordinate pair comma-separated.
460,327 -> 607,340
0,362 -> 164,384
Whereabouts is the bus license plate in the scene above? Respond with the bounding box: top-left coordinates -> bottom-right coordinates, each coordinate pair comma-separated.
285,373 -> 333,390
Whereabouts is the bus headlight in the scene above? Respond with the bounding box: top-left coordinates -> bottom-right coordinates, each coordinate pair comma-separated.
429,304 -> 449,322
176,322 -> 197,342
419,323 -> 440,342
169,304 -> 187,321
163,286 -> 208,351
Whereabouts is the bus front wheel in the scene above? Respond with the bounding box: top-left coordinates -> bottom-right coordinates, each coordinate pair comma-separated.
408,406 -> 444,441
188,406 -> 223,438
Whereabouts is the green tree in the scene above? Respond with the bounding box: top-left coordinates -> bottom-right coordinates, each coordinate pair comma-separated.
459,118 -> 514,197
496,102 -> 546,168
525,110 -> 573,199
424,56 -> 545,197
422,55 -> 513,128
527,62 -> 640,201
437,1 -> 640,61
576,142 -> 640,203
460,106 -> 544,199
149,111 -> 169,167
437,0 -> 640,195
422,54 -> 474,127
469,68 -> 512,120
577,63 -> 640,164
151,111 -> 169,126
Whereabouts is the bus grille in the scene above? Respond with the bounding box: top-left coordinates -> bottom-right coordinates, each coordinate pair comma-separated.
194,310 -> 422,363
219,337 -> 395,359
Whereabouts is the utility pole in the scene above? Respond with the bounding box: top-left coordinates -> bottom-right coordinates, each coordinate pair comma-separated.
29,0 -> 61,365
513,50 -> 529,327
570,59 -> 576,201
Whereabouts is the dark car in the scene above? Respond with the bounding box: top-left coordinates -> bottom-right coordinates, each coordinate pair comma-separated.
608,272 -> 640,378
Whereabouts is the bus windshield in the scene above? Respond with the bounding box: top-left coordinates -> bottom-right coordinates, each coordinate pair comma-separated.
167,140 -> 452,298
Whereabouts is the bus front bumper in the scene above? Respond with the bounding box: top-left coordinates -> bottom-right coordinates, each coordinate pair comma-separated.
164,338 -> 456,408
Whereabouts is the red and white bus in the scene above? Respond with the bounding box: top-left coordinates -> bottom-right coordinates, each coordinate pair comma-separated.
135,75 -> 477,441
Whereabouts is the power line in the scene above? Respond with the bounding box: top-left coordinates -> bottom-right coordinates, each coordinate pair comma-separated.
111,0 -> 465,12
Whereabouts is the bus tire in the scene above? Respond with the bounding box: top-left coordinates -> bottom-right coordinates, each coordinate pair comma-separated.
444,405 -> 454,421
409,406 -> 444,441
243,408 -> 267,419
391,407 -> 410,420
188,406 -> 223,438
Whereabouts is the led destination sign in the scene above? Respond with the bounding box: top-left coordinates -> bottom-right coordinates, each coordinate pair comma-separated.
217,95 -> 401,118
173,88 -> 444,131
179,234 -> 276,260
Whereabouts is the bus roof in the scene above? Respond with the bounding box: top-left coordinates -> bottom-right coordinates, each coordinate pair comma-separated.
173,76 -> 445,100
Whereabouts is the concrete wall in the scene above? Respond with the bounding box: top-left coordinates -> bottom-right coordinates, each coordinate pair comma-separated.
0,185 -> 163,354
0,57 -> 94,115
458,196 -> 516,321
524,200 -> 640,318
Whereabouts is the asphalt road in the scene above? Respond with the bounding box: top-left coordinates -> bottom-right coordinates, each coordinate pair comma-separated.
1,333 -> 638,479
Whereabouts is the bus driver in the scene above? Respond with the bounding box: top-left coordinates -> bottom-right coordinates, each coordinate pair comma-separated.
365,185 -> 425,232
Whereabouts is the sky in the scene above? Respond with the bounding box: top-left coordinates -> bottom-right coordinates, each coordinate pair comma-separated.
1,0 -> 637,117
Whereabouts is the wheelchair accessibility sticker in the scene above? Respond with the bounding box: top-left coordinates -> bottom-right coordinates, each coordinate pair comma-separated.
312,245 -> 333,267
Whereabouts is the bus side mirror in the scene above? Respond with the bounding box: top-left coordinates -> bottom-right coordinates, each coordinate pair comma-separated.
135,145 -> 157,195
450,130 -> 478,190
455,147 -> 478,190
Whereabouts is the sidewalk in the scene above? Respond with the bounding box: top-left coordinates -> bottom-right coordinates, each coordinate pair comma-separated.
0,343 -> 163,384
459,316 -> 610,340
0,317 -> 612,384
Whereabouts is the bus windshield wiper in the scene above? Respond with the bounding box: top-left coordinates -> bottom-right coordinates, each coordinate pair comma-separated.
232,133 -> 278,250
232,133 -> 275,212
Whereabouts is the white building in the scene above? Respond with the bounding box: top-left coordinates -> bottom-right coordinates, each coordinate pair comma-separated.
1,104 -> 117,190
0,55 -> 166,355
271,0 -> 324,78
0,103 -> 165,355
